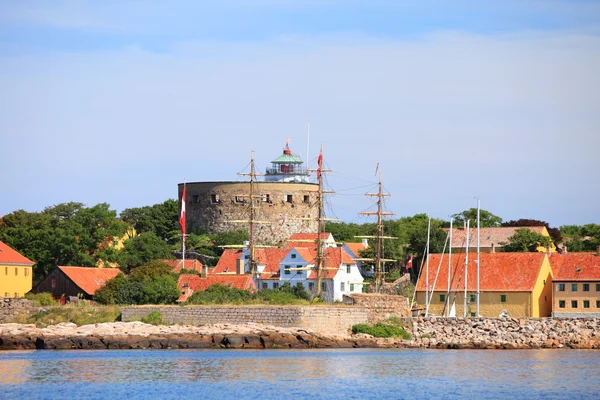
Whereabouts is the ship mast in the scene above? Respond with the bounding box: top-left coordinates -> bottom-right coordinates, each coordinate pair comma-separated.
233,150 -> 268,276
357,171 -> 396,293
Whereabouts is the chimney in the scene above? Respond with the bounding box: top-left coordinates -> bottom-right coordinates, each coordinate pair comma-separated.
362,238 -> 369,247
491,243 -> 495,254
201,264 -> 208,278
546,245 -> 552,257
597,245 -> 600,256
564,244 -> 568,254
236,258 -> 245,274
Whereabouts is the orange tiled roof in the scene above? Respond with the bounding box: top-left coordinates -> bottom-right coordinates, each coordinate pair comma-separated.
446,226 -> 547,248
58,266 -> 121,295
177,273 -> 256,301
344,242 -> 368,258
161,259 -> 203,274
415,252 -> 547,292
549,253 -> 600,281
0,241 -> 34,265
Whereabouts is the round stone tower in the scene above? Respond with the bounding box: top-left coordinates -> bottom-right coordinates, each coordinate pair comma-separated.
178,142 -> 319,245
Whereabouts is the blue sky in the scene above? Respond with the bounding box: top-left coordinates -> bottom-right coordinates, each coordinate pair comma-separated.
1,1 -> 599,227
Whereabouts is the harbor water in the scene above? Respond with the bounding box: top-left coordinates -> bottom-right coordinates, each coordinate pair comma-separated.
1,348 -> 599,399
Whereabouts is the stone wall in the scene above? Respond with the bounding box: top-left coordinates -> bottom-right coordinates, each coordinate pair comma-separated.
0,298 -> 37,323
179,181 -> 319,245
342,293 -> 411,322
406,317 -> 600,349
121,305 -> 368,334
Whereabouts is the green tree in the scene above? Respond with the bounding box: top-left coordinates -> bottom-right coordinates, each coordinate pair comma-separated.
94,261 -> 179,305
0,203 -> 127,277
501,228 -> 552,252
120,199 -> 179,244
560,224 -> 600,252
454,208 -> 502,228
118,232 -> 174,273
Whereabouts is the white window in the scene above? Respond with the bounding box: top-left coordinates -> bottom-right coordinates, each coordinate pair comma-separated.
284,265 -> 291,275
341,282 -> 345,292
346,264 -> 351,274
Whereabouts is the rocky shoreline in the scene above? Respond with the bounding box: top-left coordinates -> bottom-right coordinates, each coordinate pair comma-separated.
2,317 -> 600,350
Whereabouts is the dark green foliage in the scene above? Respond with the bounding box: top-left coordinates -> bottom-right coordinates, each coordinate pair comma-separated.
94,273 -> 128,305
454,208 -> 502,228
117,232 -> 174,273
502,228 -> 552,252
25,292 -> 58,306
120,199 -> 180,244
324,222 -> 365,243
560,224 -> 600,252
94,262 -> 179,305
185,282 -> 310,305
0,203 -> 128,277
352,323 -> 412,339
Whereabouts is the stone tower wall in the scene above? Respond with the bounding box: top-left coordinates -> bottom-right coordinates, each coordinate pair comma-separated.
179,181 -> 319,245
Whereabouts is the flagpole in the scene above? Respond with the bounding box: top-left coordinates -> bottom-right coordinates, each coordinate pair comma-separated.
180,182 -> 187,270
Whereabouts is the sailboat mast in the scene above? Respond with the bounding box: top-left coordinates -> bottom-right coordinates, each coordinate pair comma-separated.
476,199 -> 480,317
316,146 -> 324,298
447,217 -> 452,316
425,217 -> 431,317
249,151 -> 256,276
464,220 -> 470,317
375,174 -> 385,292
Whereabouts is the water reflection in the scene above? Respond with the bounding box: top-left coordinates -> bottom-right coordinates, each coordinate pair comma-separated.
1,349 -> 600,399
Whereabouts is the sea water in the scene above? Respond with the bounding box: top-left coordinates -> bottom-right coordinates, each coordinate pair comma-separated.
1,348 -> 599,399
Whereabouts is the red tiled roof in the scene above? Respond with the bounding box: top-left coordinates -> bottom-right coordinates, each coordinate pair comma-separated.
415,252 -> 547,292
161,259 -> 203,274
213,249 -> 243,274
177,273 -> 256,301
255,248 -> 289,277
446,226 -> 547,248
58,266 -> 121,295
287,232 -> 333,248
0,241 -> 34,265
549,253 -> 600,281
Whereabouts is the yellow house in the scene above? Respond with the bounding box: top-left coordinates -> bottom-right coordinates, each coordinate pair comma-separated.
0,241 -> 35,298
95,226 -> 137,268
446,226 -> 556,253
415,252 -> 553,318
550,251 -> 600,317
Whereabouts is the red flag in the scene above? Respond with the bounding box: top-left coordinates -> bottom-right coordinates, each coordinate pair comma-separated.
180,183 -> 187,240
406,255 -> 413,270
317,151 -> 323,179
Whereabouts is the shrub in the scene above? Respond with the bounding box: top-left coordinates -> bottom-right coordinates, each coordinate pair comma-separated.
29,304 -> 121,327
140,311 -> 163,325
25,292 -> 58,307
352,323 -> 412,339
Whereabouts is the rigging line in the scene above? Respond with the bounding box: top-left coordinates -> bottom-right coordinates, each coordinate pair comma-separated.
427,232 -> 449,308
329,171 -> 379,184
335,184 -> 378,192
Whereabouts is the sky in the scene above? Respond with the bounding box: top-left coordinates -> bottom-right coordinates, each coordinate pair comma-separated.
1,1 -> 599,228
